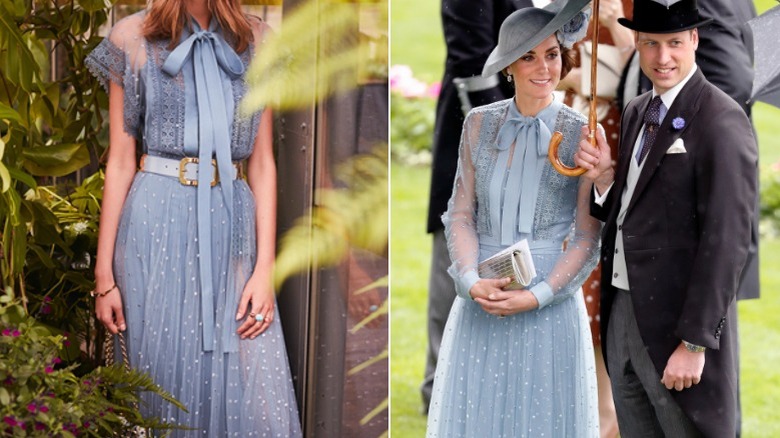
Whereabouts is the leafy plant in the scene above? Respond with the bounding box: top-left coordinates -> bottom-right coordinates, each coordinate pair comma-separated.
390,92 -> 435,165
760,163 -> 780,238
0,0 -> 109,305
0,287 -> 185,437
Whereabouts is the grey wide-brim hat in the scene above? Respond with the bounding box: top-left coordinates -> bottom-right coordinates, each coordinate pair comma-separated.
482,0 -> 592,78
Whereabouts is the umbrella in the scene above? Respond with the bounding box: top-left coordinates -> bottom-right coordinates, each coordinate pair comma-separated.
749,3 -> 780,108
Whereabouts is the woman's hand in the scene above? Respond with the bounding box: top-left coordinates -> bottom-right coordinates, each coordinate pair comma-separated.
236,275 -> 275,339
469,277 -> 512,301
94,281 -> 126,334
469,278 -> 539,316
474,287 -> 539,317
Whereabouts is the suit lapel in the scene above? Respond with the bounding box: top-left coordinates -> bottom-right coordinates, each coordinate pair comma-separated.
626,69 -> 705,215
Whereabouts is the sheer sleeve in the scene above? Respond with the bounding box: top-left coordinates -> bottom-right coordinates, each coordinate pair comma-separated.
529,177 -> 602,308
442,111 -> 483,300
85,13 -> 146,139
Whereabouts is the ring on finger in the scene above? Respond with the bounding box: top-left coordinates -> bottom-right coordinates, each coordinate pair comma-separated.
255,313 -> 265,322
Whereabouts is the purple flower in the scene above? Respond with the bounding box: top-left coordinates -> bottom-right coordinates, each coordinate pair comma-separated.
27,403 -> 37,413
3,416 -> 18,427
44,366 -> 54,374
1,328 -> 19,337
39,406 -> 49,413
41,304 -> 52,314
35,423 -> 46,431
672,117 -> 685,130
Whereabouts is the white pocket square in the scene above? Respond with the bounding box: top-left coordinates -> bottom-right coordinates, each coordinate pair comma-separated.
666,138 -> 686,154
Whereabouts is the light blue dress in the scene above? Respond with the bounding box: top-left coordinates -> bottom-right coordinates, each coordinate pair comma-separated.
86,12 -> 302,437
426,98 -> 600,437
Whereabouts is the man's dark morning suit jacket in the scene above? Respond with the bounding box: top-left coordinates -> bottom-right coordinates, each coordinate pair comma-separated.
426,0 -> 532,234
593,69 -> 758,437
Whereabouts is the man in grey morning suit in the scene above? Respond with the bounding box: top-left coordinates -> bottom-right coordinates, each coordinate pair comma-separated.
574,0 -> 757,436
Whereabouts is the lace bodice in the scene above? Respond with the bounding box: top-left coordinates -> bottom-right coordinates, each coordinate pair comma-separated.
85,11 -> 266,160
443,98 -> 601,307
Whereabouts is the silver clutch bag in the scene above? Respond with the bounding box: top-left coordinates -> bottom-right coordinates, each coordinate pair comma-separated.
478,239 -> 536,290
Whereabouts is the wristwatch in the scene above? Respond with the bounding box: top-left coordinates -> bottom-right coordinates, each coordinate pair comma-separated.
682,340 -> 706,353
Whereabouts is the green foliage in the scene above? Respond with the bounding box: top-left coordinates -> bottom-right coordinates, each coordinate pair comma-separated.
0,0 -> 110,299
390,93 -> 435,165
760,165 -> 780,238
0,288 -> 185,437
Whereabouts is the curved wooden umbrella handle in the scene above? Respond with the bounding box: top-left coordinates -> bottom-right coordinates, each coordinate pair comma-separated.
548,131 -> 587,177
548,0 -> 600,178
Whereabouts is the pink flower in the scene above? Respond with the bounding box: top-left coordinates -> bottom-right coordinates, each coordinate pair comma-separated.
45,366 -> 54,374
1,328 -> 18,337
427,82 -> 442,99
389,65 -> 413,89
53,357 -> 62,364
389,65 -> 430,98
35,423 -> 46,431
3,416 -> 18,427
39,406 -> 49,414
27,403 -> 37,413
41,304 -> 52,314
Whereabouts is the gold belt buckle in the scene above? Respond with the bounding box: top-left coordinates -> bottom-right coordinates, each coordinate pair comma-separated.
178,157 -> 219,186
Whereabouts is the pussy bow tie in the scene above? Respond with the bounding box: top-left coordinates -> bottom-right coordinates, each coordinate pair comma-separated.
161,21 -> 245,352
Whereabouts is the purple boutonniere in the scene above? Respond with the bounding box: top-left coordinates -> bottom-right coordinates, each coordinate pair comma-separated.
672,117 -> 685,130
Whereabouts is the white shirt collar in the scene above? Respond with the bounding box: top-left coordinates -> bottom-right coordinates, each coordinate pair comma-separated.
652,64 -> 697,110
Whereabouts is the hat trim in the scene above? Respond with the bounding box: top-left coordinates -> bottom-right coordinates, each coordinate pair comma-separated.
617,17 -> 713,34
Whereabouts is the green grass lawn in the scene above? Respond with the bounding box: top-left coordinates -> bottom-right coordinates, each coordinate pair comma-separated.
389,163 -> 431,436
391,1 -> 780,437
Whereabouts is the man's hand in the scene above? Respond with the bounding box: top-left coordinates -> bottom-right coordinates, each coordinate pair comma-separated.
574,126 -> 615,193
661,342 -> 705,391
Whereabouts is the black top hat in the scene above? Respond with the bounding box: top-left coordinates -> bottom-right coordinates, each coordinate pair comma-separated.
618,0 -> 712,34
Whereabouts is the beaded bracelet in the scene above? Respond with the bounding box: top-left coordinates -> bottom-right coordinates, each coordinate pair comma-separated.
90,283 -> 117,298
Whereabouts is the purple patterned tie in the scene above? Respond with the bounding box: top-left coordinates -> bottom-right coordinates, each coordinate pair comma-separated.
636,96 -> 662,164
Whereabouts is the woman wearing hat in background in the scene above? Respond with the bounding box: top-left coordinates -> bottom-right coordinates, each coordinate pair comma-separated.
426,1 -> 601,436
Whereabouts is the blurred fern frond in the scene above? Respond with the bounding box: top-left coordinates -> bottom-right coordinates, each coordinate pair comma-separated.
242,0 -> 387,112
274,145 -> 387,289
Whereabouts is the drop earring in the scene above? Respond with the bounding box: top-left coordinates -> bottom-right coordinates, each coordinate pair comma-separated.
506,74 -> 513,83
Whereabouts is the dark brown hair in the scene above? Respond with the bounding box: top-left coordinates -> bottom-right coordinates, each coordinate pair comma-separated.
143,0 -> 253,52
560,46 -> 576,80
